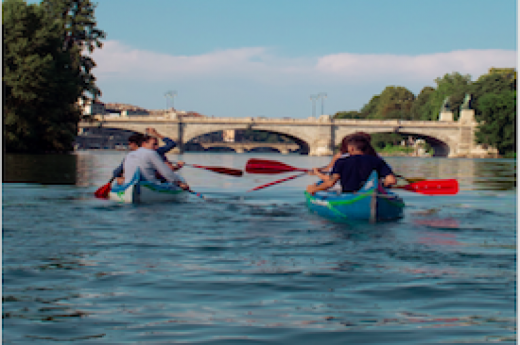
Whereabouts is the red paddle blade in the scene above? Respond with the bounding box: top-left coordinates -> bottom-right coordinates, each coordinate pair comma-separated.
245,159 -> 304,174
397,179 -> 459,195
190,164 -> 243,177
248,172 -> 306,192
94,182 -> 112,199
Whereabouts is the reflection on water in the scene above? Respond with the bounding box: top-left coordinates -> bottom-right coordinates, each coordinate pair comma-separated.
4,154 -> 78,185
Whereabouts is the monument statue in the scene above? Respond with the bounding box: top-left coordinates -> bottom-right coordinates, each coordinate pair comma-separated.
460,93 -> 471,111
440,96 -> 450,113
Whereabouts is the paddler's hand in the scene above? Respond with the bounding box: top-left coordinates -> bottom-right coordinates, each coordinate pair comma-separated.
306,184 -> 317,195
177,182 -> 190,191
176,161 -> 185,169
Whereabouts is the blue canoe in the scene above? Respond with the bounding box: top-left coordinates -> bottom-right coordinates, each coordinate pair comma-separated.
305,171 -> 405,223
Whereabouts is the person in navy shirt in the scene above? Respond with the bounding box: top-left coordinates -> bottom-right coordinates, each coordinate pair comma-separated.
306,135 -> 396,195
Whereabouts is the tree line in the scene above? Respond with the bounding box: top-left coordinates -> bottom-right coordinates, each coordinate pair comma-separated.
3,0 -> 105,153
334,68 -> 516,156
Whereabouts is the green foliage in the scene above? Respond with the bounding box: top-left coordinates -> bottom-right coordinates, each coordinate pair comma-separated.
470,69 -> 516,122
360,86 -> 414,120
475,90 -> 516,155
3,0 -> 105,153
370,133 -> 407,149
410,86 -> 435,120
360,95 -> 380,118
377,145 -> 414,156
41,0 -> 106,99
333,111 -> 364,119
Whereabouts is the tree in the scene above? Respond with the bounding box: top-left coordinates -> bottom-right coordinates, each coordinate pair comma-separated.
3,0 -> 82,152
410,86 -> 435,120
361,86 -> 415,120
470,68 -> 516,122
3,0 -> 105,153
41,0 -> 106,100
360,95 -> 380,118
333,111 -> 365,119
475,90 -> 516,155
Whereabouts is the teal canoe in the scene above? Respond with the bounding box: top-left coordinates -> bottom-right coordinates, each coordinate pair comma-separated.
305,171 -> 405,223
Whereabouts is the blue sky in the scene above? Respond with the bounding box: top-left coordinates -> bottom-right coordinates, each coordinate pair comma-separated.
87,0 -> 517,118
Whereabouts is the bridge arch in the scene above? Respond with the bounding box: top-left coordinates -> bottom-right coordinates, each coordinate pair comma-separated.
183,128 -> 310,154
334,127 -> 459,157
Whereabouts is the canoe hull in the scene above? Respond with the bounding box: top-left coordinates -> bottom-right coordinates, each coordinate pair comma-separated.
305,171 -> 405,223
108,171 -> 188,204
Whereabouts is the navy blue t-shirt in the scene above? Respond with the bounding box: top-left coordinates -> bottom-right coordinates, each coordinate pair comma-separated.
331,155 -> 393,192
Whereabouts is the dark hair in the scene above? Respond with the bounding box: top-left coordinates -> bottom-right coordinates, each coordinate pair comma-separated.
340,132 -> 373,154
140,134 -> 160,147
128,133 -> 144,145
344,134 -> 378,156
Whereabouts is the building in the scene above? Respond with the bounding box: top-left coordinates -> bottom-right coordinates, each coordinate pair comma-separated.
121,109 -> 150,117
77,98 -> 106,116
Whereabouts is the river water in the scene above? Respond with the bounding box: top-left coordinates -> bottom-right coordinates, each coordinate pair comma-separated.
3,151 -> 517,344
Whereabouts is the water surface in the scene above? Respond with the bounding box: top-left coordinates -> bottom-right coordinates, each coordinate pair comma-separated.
3,152 -> 517,343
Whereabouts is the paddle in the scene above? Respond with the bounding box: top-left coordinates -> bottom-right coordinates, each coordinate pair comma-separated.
245,158 -> 309,174
185,164 -> 243,177
396,174 -> 426,184
393,179 -> 459,195
247,172 -> 307,192
94,177 -> 115,199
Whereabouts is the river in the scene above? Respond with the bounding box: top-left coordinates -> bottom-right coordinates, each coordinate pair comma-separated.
3,151 -> 517,344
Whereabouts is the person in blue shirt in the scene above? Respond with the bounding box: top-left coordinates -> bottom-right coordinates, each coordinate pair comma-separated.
306,135 -> 397,195
113,128 -> 182,184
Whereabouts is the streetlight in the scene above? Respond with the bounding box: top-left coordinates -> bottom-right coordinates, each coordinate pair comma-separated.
317,92 -> 327,116
310,94 -> 319,118
164,90 -> 177,110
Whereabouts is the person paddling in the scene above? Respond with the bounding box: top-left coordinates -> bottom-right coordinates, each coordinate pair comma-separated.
306,135 -> 396,195
113,127 -> 182,184
318,132 -> 376,175
124,135 -> 190,190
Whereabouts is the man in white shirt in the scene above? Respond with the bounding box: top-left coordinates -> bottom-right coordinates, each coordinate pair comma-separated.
124,135 -> 190,191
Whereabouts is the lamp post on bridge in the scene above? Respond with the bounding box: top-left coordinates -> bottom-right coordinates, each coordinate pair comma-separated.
310,94 -> 319,118
164,90 -> 177,110
317,92 -> 327,116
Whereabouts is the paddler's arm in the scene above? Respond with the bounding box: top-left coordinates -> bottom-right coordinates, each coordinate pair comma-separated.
308,167 -> 331,181
112,160 -> 124,178
306,173 -> 340,195
147,128 -> 177,155
320,152 -> 343,173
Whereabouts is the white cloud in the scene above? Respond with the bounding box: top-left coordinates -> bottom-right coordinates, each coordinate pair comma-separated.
92,40 -> 516,87
316,50 -> 517,81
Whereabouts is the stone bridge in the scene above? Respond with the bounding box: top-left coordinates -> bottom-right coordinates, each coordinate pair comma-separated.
78,111 -> 496,157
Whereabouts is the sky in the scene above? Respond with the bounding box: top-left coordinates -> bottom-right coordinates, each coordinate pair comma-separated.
87,0 -> 517,118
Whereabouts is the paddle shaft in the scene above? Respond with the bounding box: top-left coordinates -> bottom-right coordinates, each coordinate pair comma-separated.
248,172 -> 307,192
184,163 -> 243,177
